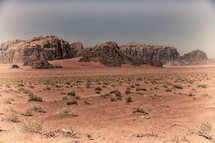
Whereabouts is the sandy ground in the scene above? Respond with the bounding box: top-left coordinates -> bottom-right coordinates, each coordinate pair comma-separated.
0,58 -> 215,143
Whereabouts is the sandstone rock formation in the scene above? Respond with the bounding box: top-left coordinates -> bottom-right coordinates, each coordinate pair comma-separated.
0,35 -> 79,68
120,42 -> 210,66
70,41 -> 84,57
79,41 -> 163,67
171,50 -> 209,65
120,42 -> 179,64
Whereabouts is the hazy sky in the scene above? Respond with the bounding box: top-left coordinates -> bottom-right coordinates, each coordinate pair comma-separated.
0,0 -> 215,58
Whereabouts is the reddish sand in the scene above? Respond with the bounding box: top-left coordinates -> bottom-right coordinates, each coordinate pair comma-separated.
0,58 -> 215,143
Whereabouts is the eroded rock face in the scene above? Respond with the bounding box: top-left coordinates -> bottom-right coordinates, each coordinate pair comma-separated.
69,41 -> 84,57
79,41 -> 163,67
0,35 -> 78,68
120,42 -> 179,64
120,42 -> 211,66
172,50 -> 209,65
0,39 -> 26,63
181,50 -> 208,61
25,35 -> 74,61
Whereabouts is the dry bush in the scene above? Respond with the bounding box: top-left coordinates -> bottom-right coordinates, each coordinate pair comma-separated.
60,108 -> 78,117
29,104 -> 46,113
198,122 -> 213,140
28,94 -> 43,102
19,118 -> 43,134
2,113 -> 19,123
133,107 -> 149,114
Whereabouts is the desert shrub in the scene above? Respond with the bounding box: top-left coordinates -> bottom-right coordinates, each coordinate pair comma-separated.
125,88 -> 131,94
130,85 -> 135,88
174,84 -> 183,89
20,119 -> 43,133
198,122 -> 213,140
117,97 -> 122,101
65,82 -> 70,85
62,95 -> 69,100
2,113 -> 19,123
67,100 -> 77,105
28,94 -> 43,102
3,98 -> 14,104
29,104 -> 46,113
110,89 -> 120,95
95,87 -> 102,91
19,88 -> 32,95
114,90 -> 121,97
22,109 -> 32,116
136,77 -> 143,81
29,85 -> 35,89
197,84 -> 207,88
67,91 -> 76,97
100,93 -> 110,98
135,83 -> 140,86
162,85 -> 168,88
61,108 -> 77,117
165,88 -> 172,92
126,96 -> 133,103
84,101 -> 90,105
133,107 -> 148,114
43,87 -> 51,90
200,94 -> 211,98
17,83 -> 25,87
110,97 -> 117,102
74,96 -> 80,99
188,92 -> 195,96
136,87 -> 147,91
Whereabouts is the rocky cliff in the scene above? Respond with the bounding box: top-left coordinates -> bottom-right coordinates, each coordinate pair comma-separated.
120,42 -> 210,66
171,50 -> 209,65
79,41 -> 163,67
120,42 -> 179,64
0,35 -> 81,68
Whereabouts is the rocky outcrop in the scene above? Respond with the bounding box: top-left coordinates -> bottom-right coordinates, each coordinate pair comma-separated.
79,41 -> 163,67
181,50 -> 208,61
0,35 -> 78,68
172,50 -> 209,65
120,42 -> 211,66
120,42 -> 179,64
69,41 -> 84,57
25,35 -> 74,61
32,60 -> 62,69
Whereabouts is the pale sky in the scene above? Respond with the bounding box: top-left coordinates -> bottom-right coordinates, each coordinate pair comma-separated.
0,0 -> 215,58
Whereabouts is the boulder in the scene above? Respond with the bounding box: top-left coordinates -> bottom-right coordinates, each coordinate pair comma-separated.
32,60 -> 62,69
11,64 -> 19,69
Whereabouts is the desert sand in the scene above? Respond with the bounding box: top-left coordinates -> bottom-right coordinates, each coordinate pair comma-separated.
0,58 -> 215,143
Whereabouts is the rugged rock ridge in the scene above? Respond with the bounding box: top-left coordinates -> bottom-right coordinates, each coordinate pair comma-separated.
120,42 -> 209,65
0,35 -> 81,68
79,41 -> 163,67
172,50 -> 209,65
120,42 -> 180,64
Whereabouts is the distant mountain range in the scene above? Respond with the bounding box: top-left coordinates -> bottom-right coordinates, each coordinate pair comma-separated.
0,35 -> 213,69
